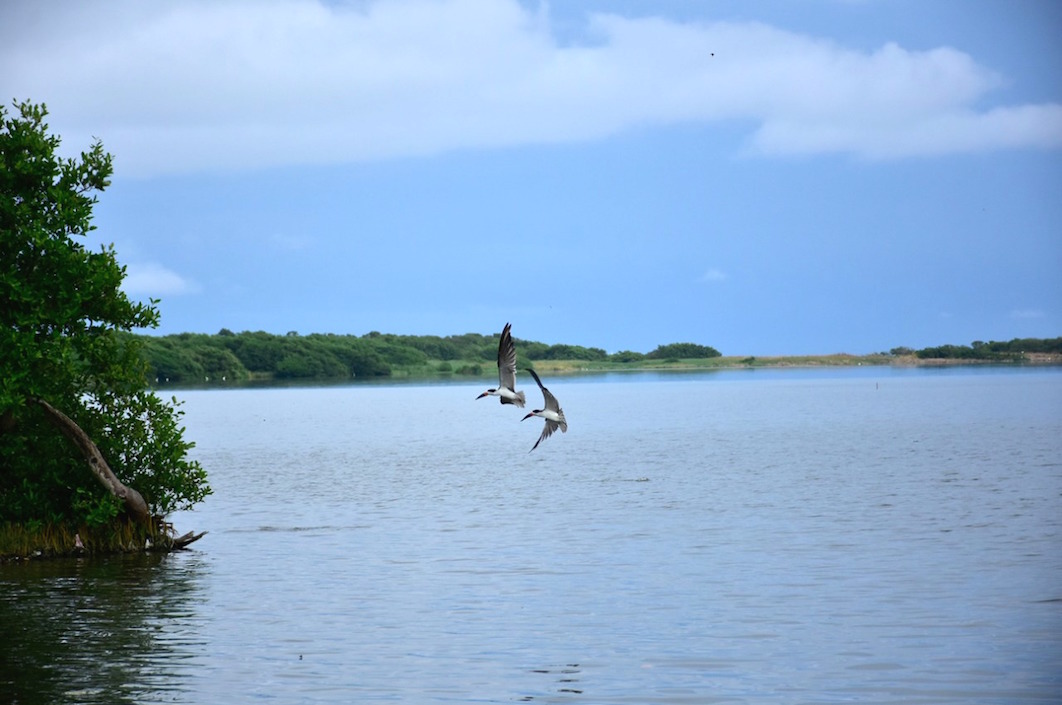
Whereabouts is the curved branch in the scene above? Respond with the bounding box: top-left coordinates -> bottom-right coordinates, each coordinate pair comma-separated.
32,397 -> 152,524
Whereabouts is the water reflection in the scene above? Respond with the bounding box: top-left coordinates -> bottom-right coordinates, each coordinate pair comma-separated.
0,552 -> 206,705
528,663 -> 583,696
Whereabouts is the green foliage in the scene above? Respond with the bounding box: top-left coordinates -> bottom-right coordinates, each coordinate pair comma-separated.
72,487 -> 121,528
516,339 -> 549,359
0,100 -> 209,532
609,350 -> 645,363
360,338 -> 428,367
982,337 -> 1062,354
132,325 -> 1061,386
914,338 -> 1061,360
275,345 -> 347,379
916,344 -> 982,360
646,342 -> 722,359
456,364 -> 483,375
536,344 -> 608,361
385,334 -> 460,360
137,329 -> 538,383
88,390 -> 209,513
220,330 -> 289,373
134,330 -> 394,383
1,102 -> 153,411
130,328 -> 731,382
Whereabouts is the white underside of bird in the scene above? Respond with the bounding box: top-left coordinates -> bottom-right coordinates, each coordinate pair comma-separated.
482,386 -> 525,405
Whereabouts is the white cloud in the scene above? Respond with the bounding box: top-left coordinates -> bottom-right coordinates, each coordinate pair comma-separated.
2,0 -> 1059,176
700,268 -> 728,283
122,263 -> 200,297
1010,309 -> 1045,320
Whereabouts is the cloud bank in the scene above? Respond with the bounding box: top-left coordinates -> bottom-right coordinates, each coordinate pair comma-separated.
3,0 -> 1060,176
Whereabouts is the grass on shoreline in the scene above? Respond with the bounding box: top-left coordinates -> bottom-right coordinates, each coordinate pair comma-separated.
518,353 -> 894,374
382,351 -> 1060,380
0,520 -> 167,562
349,353 -> 889,380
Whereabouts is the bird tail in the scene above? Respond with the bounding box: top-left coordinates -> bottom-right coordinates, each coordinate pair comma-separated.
501,391 -> 526,407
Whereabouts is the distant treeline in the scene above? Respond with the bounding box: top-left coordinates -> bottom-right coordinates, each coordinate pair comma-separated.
131,329 -> 722,384
895,337 -> 1062,360
129,330 -> 1059,385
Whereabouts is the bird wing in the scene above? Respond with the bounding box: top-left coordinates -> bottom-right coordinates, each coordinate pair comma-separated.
526,368 -> 562,414
526,367 -> 547,393
526,367 -> 567,451
530,418 -> 562,452
497,323 -> 519,391
542,387 -> 562,415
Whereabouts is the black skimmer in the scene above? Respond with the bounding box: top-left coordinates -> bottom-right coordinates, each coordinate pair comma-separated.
522,368 -> 567,452
476,322 -> 526,407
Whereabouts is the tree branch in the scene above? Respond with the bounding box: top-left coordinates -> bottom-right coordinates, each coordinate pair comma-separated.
32,398 -> 152,524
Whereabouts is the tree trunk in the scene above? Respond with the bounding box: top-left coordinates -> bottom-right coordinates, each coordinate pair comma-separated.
32,397 -> 153,524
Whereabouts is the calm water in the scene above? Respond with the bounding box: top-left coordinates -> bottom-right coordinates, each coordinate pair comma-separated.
2,367 -> 1061,704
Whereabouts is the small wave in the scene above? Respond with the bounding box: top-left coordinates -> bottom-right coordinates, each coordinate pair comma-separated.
228,524 -> 371,534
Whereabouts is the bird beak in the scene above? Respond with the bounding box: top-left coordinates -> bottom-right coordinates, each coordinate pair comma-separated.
476,391 -> 488,399
521,413 -> 532,421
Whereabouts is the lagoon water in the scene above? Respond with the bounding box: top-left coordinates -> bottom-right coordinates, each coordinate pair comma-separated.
2,366 -> 1061,704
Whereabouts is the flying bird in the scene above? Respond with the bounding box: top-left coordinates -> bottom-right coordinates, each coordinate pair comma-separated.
476,322 -> 526,407
522,368 -> 567,452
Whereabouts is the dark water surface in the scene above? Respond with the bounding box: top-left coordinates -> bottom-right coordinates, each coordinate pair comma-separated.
3,367 -> 1061,703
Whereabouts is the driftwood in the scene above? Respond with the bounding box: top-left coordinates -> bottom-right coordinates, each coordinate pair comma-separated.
173,530 -> 208,549
32,397 -> 152,524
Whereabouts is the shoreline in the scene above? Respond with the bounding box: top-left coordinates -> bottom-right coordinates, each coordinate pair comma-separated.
514,353 -> 1062,376
146,353 -> 1062,390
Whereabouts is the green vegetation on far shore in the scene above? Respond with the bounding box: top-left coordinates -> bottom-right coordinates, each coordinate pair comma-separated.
132,330 -> 1062,387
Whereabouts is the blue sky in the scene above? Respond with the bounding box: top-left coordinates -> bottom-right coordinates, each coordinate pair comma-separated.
3,0 -> 1060,355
